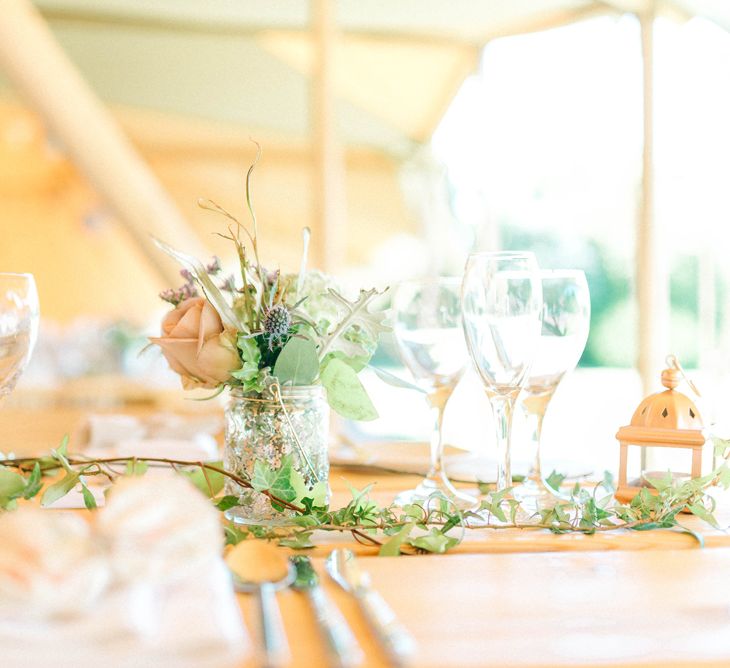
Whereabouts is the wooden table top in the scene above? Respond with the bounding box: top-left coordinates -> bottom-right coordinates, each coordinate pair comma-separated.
4,404 -> 730,667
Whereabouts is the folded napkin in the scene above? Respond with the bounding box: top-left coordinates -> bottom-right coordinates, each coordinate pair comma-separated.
0,477 -> 249,668
78,413 -> 222,463
330,440 -> 593,482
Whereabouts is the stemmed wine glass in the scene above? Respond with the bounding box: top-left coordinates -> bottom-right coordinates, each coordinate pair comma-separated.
392,278 -> 477,508
0,274 -> 39,399
461,252 -> 543,495
518,270 -> 590,505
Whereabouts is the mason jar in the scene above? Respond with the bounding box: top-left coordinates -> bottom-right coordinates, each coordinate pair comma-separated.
223,384 -> 330,524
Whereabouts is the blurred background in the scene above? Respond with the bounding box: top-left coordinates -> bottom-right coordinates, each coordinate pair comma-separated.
2,0 -> 730,474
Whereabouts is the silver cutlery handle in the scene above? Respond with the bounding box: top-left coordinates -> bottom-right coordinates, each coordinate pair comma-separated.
308,586 -> 364,668
357,588 -> 415,667
257,583 -> 290,668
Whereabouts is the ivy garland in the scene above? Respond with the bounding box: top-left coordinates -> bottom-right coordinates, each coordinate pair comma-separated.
1,435 -> 728,555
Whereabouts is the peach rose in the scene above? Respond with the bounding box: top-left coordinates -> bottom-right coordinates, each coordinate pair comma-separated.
150,297 -> 241,390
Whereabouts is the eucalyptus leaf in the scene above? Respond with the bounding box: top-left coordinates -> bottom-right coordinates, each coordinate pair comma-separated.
274,336 -> 319,385
320,357 -> 378,421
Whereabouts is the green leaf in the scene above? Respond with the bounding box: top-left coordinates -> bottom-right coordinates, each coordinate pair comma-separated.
545,470 -> 566,493
215,495 -> 240,511
22,463 -> 42,500
41,472 -> 81,507
408,528 -> 459,554
368,365 -> 427,393
57,434 -> 69,458
688,502 -> 721,529
320,357 -> 378,421
379,522 -> 414,556
644,471 -> 673,492
274,336 -> 319,385
125,459 -> 148,476
290,467 -> 328,507
80,483 -> 97,510
251,455 -> 297,503
181,462 -> 225,498
279,531 -> 315,549
0,469 -> 28,506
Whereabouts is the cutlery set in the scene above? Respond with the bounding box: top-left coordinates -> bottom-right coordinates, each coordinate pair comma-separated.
229,546 -> 415,668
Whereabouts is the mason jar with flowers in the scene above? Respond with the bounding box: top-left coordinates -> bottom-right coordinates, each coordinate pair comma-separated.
150,159 -> 388,524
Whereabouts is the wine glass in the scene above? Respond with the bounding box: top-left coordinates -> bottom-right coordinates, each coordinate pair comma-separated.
518,270 -> 590,505
461,252 -> 542,495
0,274 -> 39,399
392,278 -> 477,508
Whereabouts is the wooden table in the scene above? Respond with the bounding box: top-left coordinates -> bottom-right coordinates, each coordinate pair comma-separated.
4,405 -> 730,667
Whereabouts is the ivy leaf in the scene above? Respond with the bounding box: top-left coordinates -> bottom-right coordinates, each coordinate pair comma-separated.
320,357 -> 378,421
80,483 -> 97,510
278,531 -> 315,550
274,336 -> 319,385
290,467 -> 328,507
379,522 -> 414,556
0,469 -> 28,507
408,528 -> 459,554
22,463 -> 42,500
215,495 -> 240,511
251,456 -> 297,503
41,471 -> 81,507
181,462 -> 225,498
688,502 -> 721,529
125,459 -> 148,476
645,471 -> 673,492
545,470 -> 566,493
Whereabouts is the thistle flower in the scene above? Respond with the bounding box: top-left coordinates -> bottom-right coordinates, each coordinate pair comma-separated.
263,303 -> 291,349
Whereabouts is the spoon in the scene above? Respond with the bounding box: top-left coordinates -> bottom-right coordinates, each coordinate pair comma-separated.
226,541 -> 295,668
291,555 -> 363,668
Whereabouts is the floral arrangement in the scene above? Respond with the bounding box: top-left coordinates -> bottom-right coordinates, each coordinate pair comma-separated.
150,154 -> 389,420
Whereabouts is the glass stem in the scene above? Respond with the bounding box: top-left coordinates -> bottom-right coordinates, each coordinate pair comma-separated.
526,409 -> 545,485
522,390 -> 555,488
488,392 -> 517,492
426,386 -> 451,481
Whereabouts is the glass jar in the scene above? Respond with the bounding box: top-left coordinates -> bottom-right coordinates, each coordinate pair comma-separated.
223,384 -> 330,524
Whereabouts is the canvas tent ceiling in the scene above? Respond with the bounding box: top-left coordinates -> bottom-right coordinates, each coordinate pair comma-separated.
2,0 -> 730,325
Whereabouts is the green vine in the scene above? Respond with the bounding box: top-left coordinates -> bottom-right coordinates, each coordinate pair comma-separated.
1,436 -> 729,555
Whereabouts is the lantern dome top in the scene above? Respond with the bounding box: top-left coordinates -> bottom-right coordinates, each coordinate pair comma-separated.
629,367 -> 703,431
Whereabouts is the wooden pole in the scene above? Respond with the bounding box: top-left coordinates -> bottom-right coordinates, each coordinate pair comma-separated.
637,8 -> 670,471
0,0 -> 207,286
311,0 -> 346,272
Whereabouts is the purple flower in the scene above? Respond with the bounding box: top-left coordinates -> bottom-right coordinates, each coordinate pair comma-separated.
206,257 -> 222,275
220,274 -> 237,293
180,268 -> 194,283
159,282 -> 199,307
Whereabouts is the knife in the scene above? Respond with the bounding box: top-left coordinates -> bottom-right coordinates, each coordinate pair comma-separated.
326,549 -> 416,667
291,556 -> 364,668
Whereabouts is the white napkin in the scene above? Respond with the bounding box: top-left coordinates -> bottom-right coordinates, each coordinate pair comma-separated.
79,413 -> 222,463
0,478 -> 249,668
